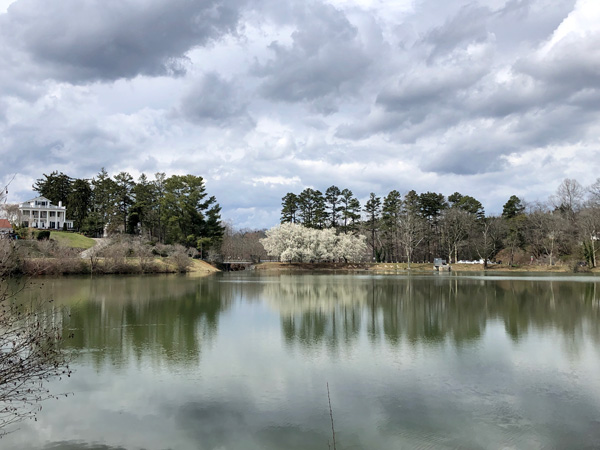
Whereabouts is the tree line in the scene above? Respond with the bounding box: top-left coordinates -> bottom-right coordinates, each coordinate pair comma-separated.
279,179 -> 600,268
29,169 -> 224,253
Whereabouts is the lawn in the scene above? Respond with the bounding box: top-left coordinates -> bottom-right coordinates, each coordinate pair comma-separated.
50,231 -> 96,249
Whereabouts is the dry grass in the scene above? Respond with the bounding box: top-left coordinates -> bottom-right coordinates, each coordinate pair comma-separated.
187,259 -> 220,275
254,261 -> 595,273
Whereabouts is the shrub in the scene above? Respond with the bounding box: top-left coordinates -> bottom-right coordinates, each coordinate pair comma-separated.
36,230 -> 51,241
168,245 -> 192,273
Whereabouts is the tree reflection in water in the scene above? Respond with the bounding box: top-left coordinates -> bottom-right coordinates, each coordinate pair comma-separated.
16,273 -> 600,367
256,274 -> 600,352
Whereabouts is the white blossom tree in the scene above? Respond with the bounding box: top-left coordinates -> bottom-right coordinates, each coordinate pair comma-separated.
260,223 -> 366,263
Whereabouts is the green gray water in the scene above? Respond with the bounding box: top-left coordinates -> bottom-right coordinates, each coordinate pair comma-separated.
4,272 -> 600,449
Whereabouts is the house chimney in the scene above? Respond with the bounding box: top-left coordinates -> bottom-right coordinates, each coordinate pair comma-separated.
58,201 -> 62,207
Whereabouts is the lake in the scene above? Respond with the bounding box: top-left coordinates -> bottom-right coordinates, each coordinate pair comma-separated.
3,272 -> 600,449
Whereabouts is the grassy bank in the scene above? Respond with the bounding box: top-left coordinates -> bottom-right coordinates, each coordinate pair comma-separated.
19,256 -> 220,276
2,236 -> 221,276
49,231 -> 96,249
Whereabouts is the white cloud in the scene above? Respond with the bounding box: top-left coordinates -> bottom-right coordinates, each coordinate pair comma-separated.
0,0 -> 597,228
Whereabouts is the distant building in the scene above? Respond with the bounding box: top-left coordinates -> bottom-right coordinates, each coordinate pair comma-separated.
18,196 -> 74,230
0,218 -> 12,235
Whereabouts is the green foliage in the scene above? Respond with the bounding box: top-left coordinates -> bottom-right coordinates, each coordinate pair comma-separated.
325,185 -> 342,228
32,171 -> 73,208
583,241 -> 594,268
68,178 -> 93,231
418,192 -> 447,221
340,189 -> 361,234
113,171 -> 135,233
502,195 -> 525,219
36,230 -> 51,240
297,188 -> 326,228
14,226 -> 30,240
449,192 -> 485,220
160,174 -> 224,251
364,193 -> 382,261
281,193 -> 299,224
90,168 -> 117,235
381,190 -> 402,262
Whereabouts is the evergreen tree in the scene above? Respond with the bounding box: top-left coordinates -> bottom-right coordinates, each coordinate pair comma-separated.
312,190 -> 327,229
502,195 -> 525,219
281,193 -> 299,224
364,193 -> 382,261
131,173 -> 156,235
87,168 -> 117,236
449,192 -> 485,220
418,191 -> 447,262
340,188 -> 361,233
32,171 -> 73,207
160,174 -> 224,249
381,190 -> 402,262
68,178 -> 92,231
298,188 -> 326,228
325,185 -> 342,229
153,172 -> 167,242
113,172 -> 135,233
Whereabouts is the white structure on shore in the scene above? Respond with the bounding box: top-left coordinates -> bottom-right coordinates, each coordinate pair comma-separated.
19,196 -> 74,230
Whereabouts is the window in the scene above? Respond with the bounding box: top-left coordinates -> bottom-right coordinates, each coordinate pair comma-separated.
50,211 -> 56,217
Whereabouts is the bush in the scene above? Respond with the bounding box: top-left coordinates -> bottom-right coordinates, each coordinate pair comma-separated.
168,245 -> 192,273
36,230 -> 51,241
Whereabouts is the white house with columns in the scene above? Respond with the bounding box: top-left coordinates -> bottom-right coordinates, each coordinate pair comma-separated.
19,196 -> 74,230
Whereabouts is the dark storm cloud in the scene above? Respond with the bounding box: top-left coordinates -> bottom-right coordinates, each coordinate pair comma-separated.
518,35 -> 600,89
252,2 -> 374,111
422,143 -> 509,176
179,72 -> 253,127
0,117 -> 139,182
0,0 -> 243,83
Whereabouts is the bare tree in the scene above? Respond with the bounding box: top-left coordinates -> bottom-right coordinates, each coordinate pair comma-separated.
0,282 -> 72,435
1,204 -> 21,225
0,186 -> 71,434
440,208 -> 475,263
397,207 -> 425,269
588,178 -> 600,207
578,207 -> 600,268
551,178 -> 584,219
474,217 -> 505,269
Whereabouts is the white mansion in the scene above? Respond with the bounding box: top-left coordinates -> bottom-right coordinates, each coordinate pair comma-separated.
19,196 -> 74,230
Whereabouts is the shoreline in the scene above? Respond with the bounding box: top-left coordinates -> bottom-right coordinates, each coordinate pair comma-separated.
252,261 -> 599,274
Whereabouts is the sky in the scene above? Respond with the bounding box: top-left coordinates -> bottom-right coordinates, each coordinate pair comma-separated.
0,0 -> 599,229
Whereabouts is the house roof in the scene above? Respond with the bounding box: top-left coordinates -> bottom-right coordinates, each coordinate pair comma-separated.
0,219 -> 12,229
23,196 -> 51,203
20,195 -> 66,210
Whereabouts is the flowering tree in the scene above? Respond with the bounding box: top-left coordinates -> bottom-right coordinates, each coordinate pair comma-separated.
261,223 -> 366,263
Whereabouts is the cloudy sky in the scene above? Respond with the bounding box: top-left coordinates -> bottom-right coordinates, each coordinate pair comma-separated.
1,0 -> 599,228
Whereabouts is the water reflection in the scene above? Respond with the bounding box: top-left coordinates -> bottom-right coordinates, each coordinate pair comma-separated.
254,274 -> 600,351
18,273 -> 600,363
5,273 -> 600,449
18,276 -> 234,370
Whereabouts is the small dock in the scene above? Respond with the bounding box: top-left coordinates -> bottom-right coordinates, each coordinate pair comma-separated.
433,258 -> 451,272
